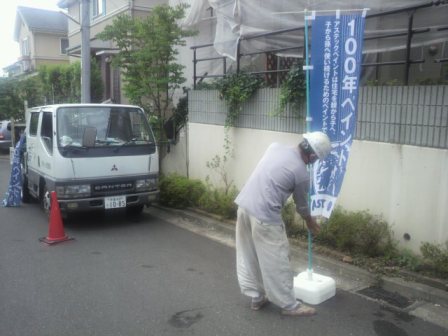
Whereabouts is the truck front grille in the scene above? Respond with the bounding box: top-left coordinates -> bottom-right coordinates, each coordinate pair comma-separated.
92,181 -> 134,195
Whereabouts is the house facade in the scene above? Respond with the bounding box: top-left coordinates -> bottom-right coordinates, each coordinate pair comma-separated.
57,0 -> 167,103
4,6 -> 69,77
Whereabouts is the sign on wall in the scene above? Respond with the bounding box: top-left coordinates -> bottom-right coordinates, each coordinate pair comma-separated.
309,12 -> 366,218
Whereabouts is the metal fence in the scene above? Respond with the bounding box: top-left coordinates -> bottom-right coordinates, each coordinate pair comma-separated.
191,1 -> 448,88
357,85 -> 448,147
189,85 -> 448,149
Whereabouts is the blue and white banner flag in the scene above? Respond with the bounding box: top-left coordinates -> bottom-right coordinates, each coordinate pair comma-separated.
309,13 -> 366,218
3,135 -> 26,207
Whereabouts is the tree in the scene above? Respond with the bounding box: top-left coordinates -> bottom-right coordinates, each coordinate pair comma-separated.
19,76 -> 46,119
0,78 -> 24,121
97,4 -> 196,142
38,60 -> 103,104
0,60 -> 103,121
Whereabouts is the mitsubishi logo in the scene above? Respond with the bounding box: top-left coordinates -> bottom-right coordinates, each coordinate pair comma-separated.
111,164 -> 118,171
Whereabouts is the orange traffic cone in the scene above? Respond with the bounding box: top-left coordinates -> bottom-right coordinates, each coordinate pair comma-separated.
39,191 -> 74,245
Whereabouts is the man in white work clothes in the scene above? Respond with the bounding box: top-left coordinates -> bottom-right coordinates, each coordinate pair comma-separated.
235,131 -> 332,316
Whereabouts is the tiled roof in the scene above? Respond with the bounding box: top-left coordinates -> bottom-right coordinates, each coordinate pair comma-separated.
17,6 -> 67,34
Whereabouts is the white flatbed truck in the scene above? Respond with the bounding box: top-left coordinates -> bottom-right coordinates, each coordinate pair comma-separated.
21,104 -> 159,216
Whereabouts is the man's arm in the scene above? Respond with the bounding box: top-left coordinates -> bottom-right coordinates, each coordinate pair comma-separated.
292,180 -> 321,236
301,214 -> 321,236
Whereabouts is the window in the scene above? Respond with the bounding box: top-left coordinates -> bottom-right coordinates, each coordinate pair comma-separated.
29,112 -> 39,136
57,107 -> 154,148
41,112 -> 53,153
92,0 -> 105,18
21,37 -> 29,57
60,38 -> 69,55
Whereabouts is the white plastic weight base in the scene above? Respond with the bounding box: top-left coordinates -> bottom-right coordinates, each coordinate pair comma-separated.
294,270 -> 336,305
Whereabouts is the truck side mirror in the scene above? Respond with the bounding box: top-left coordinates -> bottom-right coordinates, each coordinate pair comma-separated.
82,126 -> 97,147
7,123 -> 11,131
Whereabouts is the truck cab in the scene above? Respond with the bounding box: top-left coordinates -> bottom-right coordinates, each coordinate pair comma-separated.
22,104 -> 159,216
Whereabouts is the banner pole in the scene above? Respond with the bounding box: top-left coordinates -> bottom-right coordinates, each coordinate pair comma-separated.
304,10 -> 313,279
295,9 -> 367,305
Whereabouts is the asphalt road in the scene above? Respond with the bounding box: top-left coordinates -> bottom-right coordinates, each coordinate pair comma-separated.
0,154 -> 447,336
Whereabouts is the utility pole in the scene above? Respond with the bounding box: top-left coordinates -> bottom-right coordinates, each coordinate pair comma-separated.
81,0 -> 91,103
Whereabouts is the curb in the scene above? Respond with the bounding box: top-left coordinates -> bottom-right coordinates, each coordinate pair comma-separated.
381,276 -> 448,307
150,205 -> 448,308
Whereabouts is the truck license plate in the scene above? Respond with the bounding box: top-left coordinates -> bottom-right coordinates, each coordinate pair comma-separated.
104,196 -> 126,209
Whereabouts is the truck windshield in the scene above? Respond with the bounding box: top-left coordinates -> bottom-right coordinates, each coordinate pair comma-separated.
57,106 -> 155,148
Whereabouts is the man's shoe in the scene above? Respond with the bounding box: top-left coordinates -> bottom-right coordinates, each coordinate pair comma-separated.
281,304 -> 316,316
250,297 -> 269,311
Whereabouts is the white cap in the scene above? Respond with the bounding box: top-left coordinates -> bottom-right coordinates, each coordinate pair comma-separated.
303,132 -> 332,159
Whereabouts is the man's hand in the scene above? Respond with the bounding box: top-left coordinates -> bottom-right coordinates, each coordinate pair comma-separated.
303,215 -> 321,236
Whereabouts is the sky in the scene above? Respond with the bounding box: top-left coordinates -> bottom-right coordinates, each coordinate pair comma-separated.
0,0 -> 60,76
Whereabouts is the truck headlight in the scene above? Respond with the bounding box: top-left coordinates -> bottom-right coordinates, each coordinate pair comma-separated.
56,185 -> 91,198
136,177 -> 158,191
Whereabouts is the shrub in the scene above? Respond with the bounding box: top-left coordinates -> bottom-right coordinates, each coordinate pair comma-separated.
159,173 -> 238,219
282,201 -> 307,238
282,204 -> 397,258
317,208 -> 397,257
282,204 -> 447,278
159,174 -> 206,208
282,201 -> 296,229
396,248 -> 421,271
420,241 -> 448,277
356,214 -> 397,257
198,185 -> 238,220
318,208 -> 359,251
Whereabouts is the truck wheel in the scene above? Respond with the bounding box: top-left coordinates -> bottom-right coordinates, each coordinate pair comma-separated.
21,177 -> 31,203
40,185 -> 51,215
126,204 -> 144,216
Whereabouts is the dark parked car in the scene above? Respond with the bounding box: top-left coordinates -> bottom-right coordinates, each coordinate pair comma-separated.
0,120 -> 25,153
0,120 -> 12,152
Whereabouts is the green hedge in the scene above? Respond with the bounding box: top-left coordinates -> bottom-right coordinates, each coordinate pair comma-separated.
159,174 -> 206,208
159,173 -> 238,219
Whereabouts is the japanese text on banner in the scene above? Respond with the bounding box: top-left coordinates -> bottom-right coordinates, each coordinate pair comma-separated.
309,13 -> 365,218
